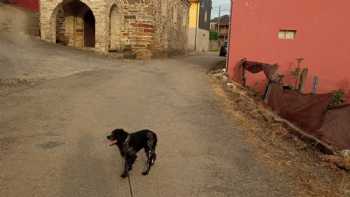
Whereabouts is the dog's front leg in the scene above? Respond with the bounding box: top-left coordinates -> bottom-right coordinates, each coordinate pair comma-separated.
121,154 -> 136,178
121,158 -> 129,178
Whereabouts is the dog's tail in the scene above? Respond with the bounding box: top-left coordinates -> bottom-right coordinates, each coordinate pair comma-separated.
150,132 -> 157,165
153,132 -> 158,149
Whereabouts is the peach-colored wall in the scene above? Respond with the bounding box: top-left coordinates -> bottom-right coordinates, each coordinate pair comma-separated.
228,0 -> 350,101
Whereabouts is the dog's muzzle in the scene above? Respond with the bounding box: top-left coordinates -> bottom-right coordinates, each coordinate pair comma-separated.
108,140 -> 117,146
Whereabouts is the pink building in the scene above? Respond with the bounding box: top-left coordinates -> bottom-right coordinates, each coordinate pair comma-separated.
227,0 -> 350,102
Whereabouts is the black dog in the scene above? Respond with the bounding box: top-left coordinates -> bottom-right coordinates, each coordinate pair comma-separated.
107,128 -> 157,178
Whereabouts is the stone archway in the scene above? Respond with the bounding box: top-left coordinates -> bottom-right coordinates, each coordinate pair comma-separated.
52,0 -> 96,48
109,4 -> 122,52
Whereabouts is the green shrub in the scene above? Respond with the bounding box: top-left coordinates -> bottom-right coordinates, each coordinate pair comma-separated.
210,31 -> 219,40
330,89 -> 346,107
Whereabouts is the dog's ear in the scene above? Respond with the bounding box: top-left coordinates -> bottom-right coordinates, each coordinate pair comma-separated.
113,128 -> 125,133
113,129 -> 129,142
111,129 -> 121,135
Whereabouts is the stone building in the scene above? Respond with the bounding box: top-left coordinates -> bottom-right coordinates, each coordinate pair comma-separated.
40,0 -> 190,58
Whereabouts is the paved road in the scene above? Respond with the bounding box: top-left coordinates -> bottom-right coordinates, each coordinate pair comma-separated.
0,54 -> 297,197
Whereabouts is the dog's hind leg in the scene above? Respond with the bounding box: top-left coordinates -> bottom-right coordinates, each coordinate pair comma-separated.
150,135 -> 157,166
142,132 -> 157,175
148,132 -> 157,165
142,144 -> 155,175
150,151 -> 156,166
151,133 -> 157,166
142,149 -> 152,176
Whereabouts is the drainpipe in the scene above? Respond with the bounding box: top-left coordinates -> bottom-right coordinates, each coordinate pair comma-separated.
225,0 -> 233,72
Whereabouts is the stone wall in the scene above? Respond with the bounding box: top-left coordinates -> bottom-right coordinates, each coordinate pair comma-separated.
150,0 -> 189,56
40,0 -> 189,58
188,27 -> 209,52
195,28 -> 209,52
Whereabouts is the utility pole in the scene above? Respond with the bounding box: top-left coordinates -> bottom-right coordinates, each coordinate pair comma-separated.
226,0 -> 233,72
194,1 -> 200,51
217,5 -> 221,39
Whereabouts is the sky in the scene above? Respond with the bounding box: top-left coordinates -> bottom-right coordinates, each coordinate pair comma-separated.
211,0 -> 231,19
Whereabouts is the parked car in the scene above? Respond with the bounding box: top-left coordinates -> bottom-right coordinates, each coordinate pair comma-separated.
219,41 -> 228,56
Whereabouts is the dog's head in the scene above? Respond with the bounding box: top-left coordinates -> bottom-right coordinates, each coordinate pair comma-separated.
107,128 -> 128,146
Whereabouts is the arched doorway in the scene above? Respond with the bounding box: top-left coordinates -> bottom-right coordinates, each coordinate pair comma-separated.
84,9 -> 95,47
56,5 -> 65,44
109,5 -> 122,52
54,0 -> 95,48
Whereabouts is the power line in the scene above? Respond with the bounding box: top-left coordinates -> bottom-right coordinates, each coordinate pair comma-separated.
211,5 -> 230,18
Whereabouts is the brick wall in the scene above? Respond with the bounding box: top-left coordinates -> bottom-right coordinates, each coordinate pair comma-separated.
40,0 -> 189,58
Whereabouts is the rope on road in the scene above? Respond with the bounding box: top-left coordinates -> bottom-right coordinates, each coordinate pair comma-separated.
127,175 -> 134,197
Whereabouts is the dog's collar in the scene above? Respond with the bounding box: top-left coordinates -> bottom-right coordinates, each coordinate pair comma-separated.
122,135 -> 131,153
124,135 -> 130,145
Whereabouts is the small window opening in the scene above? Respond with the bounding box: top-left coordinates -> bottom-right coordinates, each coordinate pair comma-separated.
278,30 -> 297,40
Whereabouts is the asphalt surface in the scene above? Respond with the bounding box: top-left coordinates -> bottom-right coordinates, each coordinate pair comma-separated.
0,55 -> 299,197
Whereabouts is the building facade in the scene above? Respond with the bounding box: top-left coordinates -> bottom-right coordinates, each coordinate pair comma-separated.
210,15 -> 229,50
187,0 -> 211,52
210,15 -> 229,42
40,0 -> 189,58
228,0 -> 350,101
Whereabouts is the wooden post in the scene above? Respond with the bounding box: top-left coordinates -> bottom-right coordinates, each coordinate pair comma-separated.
298,68 -> 308,92
241,60 -> 246,86
264,81 -> 273,103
